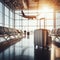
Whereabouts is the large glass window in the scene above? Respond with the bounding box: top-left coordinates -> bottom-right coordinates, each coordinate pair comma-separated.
5,6 -> 10,27
10,11 -> 13,19
0,2 -> 2,12
15,20 -> 20,26
29,20 -> 37,26
15,10 -> 54,32
15,10 -> 21,20
0,13 -> 3,24
15,19 -> 21,30
5,6 -> 9,16
10,19 -> 14,28
10,10 -> 14,28
22,20 -> 28,26
56,12 -> 60,29
5,16 -> 9,27
15,14 -> 20,19
0,2 -> 3,26
5,6 -> 14,28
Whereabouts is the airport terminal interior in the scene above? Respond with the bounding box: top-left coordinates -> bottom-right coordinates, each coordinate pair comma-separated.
0,0 -> 60,60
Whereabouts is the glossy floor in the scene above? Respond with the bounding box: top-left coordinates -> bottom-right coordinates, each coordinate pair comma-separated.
0,34 -> 60,60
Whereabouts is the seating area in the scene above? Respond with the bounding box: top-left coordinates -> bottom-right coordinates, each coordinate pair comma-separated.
0,26 -> 24,52
0,26 -> 23,42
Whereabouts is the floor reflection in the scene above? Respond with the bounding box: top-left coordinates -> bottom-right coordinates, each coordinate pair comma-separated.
34,48 -> 50,60
0,35 -> 34,60
0,34 -> 60,60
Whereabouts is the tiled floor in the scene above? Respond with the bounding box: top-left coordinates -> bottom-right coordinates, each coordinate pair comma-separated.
0,34 -> 60,60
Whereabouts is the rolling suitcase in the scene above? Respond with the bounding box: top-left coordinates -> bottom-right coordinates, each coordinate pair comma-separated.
34,29 -> 49,49
34,29 -> 51,60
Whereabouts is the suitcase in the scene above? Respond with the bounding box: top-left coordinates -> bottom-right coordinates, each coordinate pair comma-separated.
34,29 -> 51,60
34,29 -> 49,49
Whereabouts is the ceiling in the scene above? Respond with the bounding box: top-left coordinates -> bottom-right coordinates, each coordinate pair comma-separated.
3,0 -> 60,10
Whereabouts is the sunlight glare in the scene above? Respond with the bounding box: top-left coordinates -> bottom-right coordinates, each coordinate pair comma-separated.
37,5 -> 54,19
40,5 -> 53,13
